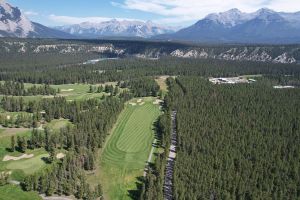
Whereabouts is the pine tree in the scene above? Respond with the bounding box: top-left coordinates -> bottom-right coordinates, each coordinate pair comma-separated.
17,136 -> 27,153
10,136 -> 15,152
21,136 -> 27,153
48,147 -> 56,163
89,85 -> 94,93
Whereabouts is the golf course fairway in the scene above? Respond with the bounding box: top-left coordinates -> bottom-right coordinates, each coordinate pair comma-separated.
100,97 -> 161,200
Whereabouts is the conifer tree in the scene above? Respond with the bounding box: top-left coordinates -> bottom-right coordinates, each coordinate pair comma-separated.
10,136 -> 15,152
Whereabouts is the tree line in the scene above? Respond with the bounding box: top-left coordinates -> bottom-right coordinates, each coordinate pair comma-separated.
0,81 -> 57,96
121,77 -> 160,97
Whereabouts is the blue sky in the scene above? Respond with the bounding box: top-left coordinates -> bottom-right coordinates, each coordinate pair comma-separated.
6,0 -> 300,26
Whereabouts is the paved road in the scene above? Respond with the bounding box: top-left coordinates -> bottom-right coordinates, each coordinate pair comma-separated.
163,111 -> 177,200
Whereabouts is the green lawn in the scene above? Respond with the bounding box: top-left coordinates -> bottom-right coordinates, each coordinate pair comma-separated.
0,185 -> 41,200
45,119 -> 71,131
0,130 -> 31,162
98,97 -> 161,200
0,82 -> 120,102
23,83 -> 116,101
6,153 -> 49,175
0,128 -> 48,181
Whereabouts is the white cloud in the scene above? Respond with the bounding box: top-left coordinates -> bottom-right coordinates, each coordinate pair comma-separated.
23,11 -> 39,16
267,0 -> 300,12
48,15 -> 143,25
115,0 -> 300,24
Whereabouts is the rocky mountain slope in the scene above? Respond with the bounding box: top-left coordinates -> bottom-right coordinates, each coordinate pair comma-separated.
156,8 -> 300,44
54,20 -> 176,38
0,1 -> 73,38
0,39 -> 299,64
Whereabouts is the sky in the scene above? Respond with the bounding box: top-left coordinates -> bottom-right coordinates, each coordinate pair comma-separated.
6,0 -> 300,26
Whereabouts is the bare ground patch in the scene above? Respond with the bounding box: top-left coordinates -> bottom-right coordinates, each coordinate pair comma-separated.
153,99 -> 163,105
0,127 -> 30,138
40,194 -> 75,200
61,89 -> 74,92
56,153 -> 65,159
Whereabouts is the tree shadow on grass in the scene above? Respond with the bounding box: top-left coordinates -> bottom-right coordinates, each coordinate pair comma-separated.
152,120 -> 162,147
128,176 -> 145,200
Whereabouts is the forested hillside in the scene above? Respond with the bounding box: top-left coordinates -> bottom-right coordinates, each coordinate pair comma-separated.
0,38 -> 300,64
1,57 -> 300,85
164,77 -> 300,199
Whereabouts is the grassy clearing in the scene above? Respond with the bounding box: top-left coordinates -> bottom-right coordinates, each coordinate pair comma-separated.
0,184 -> 41,200
24,83 -> 118,101
0,82 -> 119,102
155,76 -> 169,92
0,127 -> 31,138
45,119 -> 71,131
96,97 -> 160,200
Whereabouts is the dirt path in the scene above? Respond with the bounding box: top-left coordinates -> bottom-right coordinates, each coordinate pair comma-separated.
0,126 -> 30,138
143,139 -> 157,177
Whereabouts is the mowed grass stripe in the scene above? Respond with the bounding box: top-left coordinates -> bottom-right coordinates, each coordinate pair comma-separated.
101,107 -> 135,163
100,98 -> 161,200
117,104 -> 156,151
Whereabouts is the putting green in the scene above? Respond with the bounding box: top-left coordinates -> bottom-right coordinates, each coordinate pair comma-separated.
6,154 -> 49,175
100,97 -> 160,200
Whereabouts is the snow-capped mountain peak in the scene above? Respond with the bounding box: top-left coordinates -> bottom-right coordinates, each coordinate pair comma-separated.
0,0 -> 74,38
157,8 -> 300,44
205,8 -> 252,27
204,8 -> 287,27
55,19 -> 176,38
255,8 -> 276,15
0,0 -> 34,37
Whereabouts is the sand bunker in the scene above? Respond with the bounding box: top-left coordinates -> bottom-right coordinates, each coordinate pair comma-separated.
1,171 -> 12,175
61,89 -> 74,92
40,195 -> 74,200
153,99 -> 163,105
129,102 -> 137,106
139,102 -> 145,106
56,153 -> 65,159
3,154 -> 34,162
137,99 -> 142,103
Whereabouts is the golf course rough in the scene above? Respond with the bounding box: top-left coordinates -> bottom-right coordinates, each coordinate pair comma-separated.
100,97 -> 161,200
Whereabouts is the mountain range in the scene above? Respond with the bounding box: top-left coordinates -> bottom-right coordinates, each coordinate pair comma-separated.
157,8 -> 300,43
1,0 -> 300,44
54,20 -> 176,38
